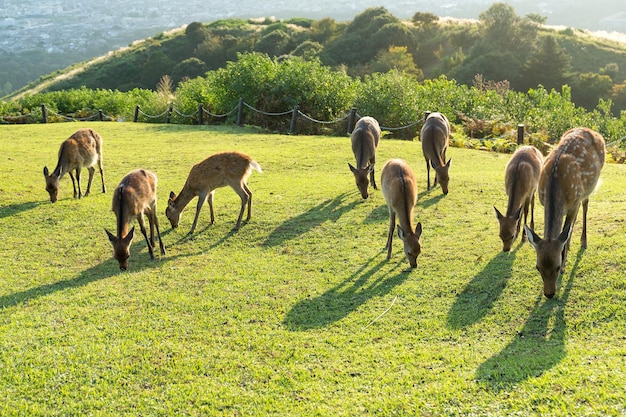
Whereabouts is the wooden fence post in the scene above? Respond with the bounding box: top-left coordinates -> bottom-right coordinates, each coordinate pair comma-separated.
236,98 -> 244,127
517,124 -> 525,145
289,104 -> 299,135
134,106 -> 140,122
198,103 -> 204,125
347,107 -> 357,135
41,104 -> 47,124
424,110 -> 431,121
98,110 -> 104,121
165,104 -> 173,124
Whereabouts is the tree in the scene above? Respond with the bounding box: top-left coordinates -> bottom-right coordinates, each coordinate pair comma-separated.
571,72 -> 613,110
371,46 -> 423,79
521,36 -> 571,91
254,30 -> 292,56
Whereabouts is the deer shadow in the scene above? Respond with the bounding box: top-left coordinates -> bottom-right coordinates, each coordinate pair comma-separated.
447,245 -> 520,329
474,247 -> 583,392
283,255 -> 411,331
0,241 -> 198,311
0,201 -> 42,220
417,189 -> 446,209
263,192 -> 359,247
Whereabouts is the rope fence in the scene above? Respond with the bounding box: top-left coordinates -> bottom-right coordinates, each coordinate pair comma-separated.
4,100 -> 623,149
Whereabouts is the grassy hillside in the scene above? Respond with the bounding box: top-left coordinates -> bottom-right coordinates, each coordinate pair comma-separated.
0,123 -> 624,415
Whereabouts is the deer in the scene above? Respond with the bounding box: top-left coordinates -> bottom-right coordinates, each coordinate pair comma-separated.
105,169 -> 165,271
166,151 -> 262,234
420,112 -> 451,195
525,127 -> 605,298
348,116 -> 381,199
494,145 -> 543,252
381,159 -> 423,268
43,128 -> 106,202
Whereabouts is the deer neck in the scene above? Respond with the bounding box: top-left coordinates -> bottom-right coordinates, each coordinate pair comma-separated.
174,184 -> 197,211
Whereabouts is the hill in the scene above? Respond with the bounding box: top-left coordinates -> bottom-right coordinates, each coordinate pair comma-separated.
6,5 -> 626,112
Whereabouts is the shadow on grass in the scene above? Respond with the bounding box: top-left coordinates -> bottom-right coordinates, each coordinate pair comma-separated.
363,204 -> 388,224
283,255 -> 412,331
0,236 -> 194,310
0,201 -> 43,220
417,189 -> 446,209
474,247 -> 583,391
447,245 -> 520,329
263,192 -> 359,247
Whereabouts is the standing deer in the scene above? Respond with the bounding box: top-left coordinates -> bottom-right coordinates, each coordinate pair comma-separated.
348,116 -> 381,199
43,128 -> 106,202
381,159 -> 423,268
420,112 -> 451,195
525,128 -> 605,298
166,151 -> 262,234
105,169 -> 166,271
494,145 -> 543,252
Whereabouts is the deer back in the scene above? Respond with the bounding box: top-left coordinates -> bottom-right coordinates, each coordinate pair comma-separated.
43,129 -> 103,201
538,128 -> 605,238
112,169 -> 158,237
527,128 -> 605,297
495,146 -> 543,250
381,159 -> 422,266
420,112 -> 450,165
349,117 -> 381,199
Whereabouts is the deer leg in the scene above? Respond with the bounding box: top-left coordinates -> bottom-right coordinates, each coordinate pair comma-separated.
233,184 -> 250,230
84,166 -> 95,197
581,198 -> 589,248
98,159 -> 106,193
207,191 -> 215,224
189,192 -> 208,235
386,211 -> 396,260
137,214 -> 155,259
425,160 -> 431,190
69,172 -> 78,198
150,209 -> 166,256
76,167 -> 83,198
370,160 -> 377,190
243,183 -> 253,221
521,199 -> 530,242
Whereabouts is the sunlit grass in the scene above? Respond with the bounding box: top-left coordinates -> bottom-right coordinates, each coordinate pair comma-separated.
0,122 -> 625,416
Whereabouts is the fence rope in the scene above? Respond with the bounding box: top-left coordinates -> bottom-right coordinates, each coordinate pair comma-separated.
202,105 -> 238,118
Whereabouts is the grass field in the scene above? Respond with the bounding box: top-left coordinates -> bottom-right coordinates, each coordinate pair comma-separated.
0,122 -> 625,416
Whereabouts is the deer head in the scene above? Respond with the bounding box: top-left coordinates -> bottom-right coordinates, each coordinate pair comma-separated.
525,224 -> 573,298
106,226 -> 135,271
397,222 -> 423,268
348,163 -> 374,199
494,206 -> 523,252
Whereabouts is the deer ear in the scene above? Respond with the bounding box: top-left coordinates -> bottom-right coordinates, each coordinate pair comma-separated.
558,223 -> 573,245
525,225 -> 541,248
366,164 -> 374,174
348,163 -> 356,173
494,206 -> 504,220
43,166 -> 49,176
445,158 -> 452,167
105,229 -> 116,243
415,222 -> 423,238
123,226 -> 135,243
169,191 -> 176,200
397,225 -> 405,240
513,206 -> 523,221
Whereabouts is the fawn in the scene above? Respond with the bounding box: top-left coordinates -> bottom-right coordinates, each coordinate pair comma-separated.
348,116 -> 381,199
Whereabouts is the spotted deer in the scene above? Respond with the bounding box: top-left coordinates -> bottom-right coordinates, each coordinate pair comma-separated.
166,151 -> 262,234
348,116 -> 381,199
525,128 -> 605,298
494,145 -> 543,252
105,169 -> 166,271
381,159 -> 423,268
420,112 -> 451,194
43,128 -> 105,202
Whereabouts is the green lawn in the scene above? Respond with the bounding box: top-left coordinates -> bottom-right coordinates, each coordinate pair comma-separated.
0,122 -> 624,416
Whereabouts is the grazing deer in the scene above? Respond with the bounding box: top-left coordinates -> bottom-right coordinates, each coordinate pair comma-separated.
420,112 -> 451,194
494,145 -> 543,252
525,128 -> 605,298
348,116 -> 381,199
105,169 -> 166,271
381,159 -> 423,268
43,128 -> 106,202
166,151 -> 262,234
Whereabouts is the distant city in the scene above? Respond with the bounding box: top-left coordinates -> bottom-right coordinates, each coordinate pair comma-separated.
2,0 -> 626,56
